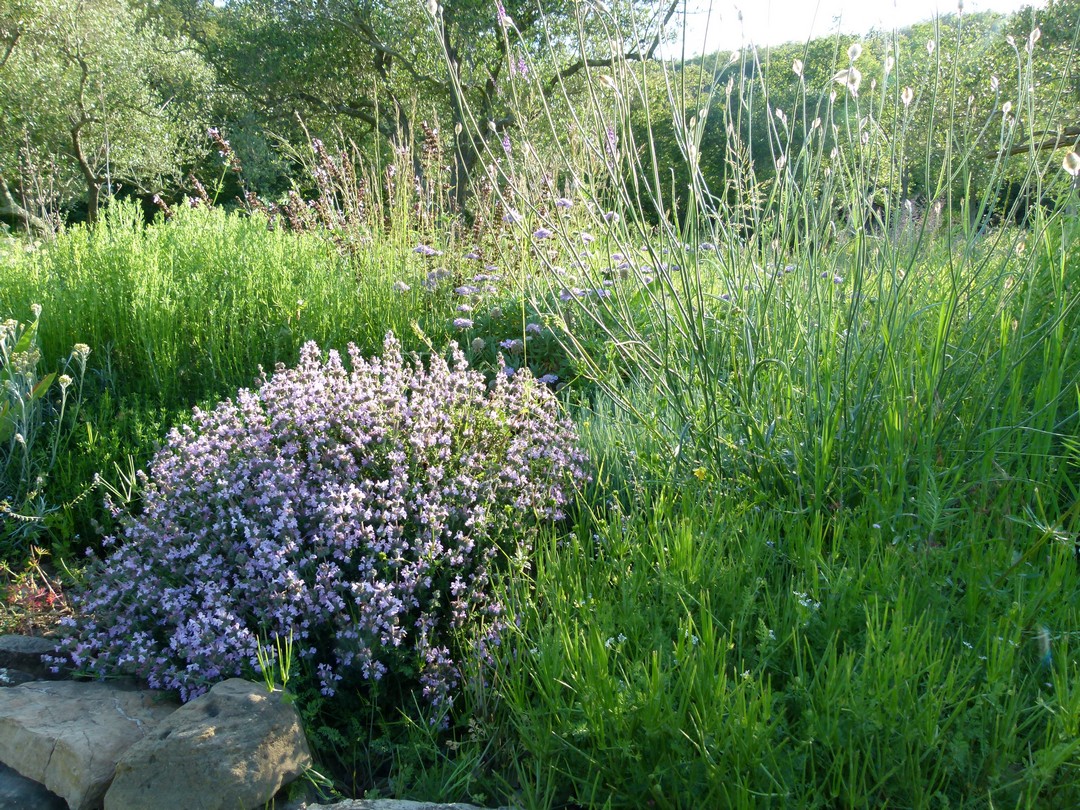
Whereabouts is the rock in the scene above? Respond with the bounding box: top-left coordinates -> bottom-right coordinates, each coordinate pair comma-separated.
0,761 -> 68,810
0,680 -> 177,810
0,635 -> 65,679
105,678 -> 313,810
0,667 -> 37,687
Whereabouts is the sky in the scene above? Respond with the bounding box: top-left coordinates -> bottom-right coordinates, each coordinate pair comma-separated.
663,0 -> 1048,56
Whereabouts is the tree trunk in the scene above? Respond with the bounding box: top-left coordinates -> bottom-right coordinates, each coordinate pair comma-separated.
0,174 -> 52,235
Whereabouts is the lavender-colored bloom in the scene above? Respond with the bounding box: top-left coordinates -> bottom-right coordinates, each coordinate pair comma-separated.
501,134 -> 512,156
452,318 -> 474,329
499,338 -> 524,354
56,335 -> 589,717
503,209 -> 524,225
537,374 -> 559,385
414,244 -> 442,257
393,280 -> 411,292
464,251 -> 481,260
533,227 -> 554,240
699,242 -> 716,251
580,231 -> 595,245
555,197 -> 573,209
833,275 -> 844,284
454,285 -> 480,296
603,211 -> 620,223
525,322 -> 543,335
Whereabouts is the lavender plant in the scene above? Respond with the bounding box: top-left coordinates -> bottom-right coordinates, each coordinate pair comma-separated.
57,334 -> 588,713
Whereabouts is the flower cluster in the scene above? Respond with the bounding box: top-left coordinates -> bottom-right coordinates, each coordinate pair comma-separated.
56,335 -> 589,711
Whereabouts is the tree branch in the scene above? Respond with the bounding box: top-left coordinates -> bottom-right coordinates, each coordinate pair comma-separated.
546,0 -> 680,93
986,126 -> 1080,158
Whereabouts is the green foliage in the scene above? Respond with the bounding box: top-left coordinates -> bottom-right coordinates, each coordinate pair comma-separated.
0,0 -> 213,226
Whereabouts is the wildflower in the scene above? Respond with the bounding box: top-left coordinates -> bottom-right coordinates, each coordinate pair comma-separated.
792,59 -> 803,77
847,43 -> 862,62
525,322 -> 543,335
699,242 -> 716,251
580,231 -> 595,244
833,67 -> 862,96
455,285 -> 480,296
1002,101 -> 1012,116
1027,27 -> 1041,53
499,338 -> 524,354
901,87 -> 914,107
537,374 -> 559,385
56,335 -> 589,709
58,374 -> 73,390
501,134 -> 512,156
464,251 -> 481,260
503,209 -> 524,225
470,338 -> 486,353
598,74 -> 618,93
30,303 -> 42,319
555,197 -> 573,209
602,211 -> 620,223
533,227 -> 554,240
452,318 -> 474,330
1063,151 -> 1080,177
496,1 -> 513,28
413,244 -> 441,257
393,280 -> 411,292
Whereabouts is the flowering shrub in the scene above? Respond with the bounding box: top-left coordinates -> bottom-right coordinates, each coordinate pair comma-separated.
57,335 -> 588,709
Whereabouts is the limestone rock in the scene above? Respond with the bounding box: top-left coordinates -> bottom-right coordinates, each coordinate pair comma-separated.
0,680 -> 177,810
0,635 -> 64,679
0,761 -> 68,810
105,678 -> 312,810
0,667 -> 36,687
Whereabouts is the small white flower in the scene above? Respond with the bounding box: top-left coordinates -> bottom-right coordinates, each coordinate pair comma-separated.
1062,151 -> 1080,177
847,43 -> 862,62
792,58 -> 803,77
902,86 -> 914,107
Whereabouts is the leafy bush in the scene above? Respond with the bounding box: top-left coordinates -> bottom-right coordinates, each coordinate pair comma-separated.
56,335 -> 588,712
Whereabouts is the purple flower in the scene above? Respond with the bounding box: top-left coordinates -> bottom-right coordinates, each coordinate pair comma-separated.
503,209 -> 524,225
525,322 -> 543,335
452,318 -> 474,329
414,244 -> 441,257
555,197 -> 573,209
393,280 -> 411,292
533,227 -> 554,240
603,211 -> 620,223
57,335 -> 590,719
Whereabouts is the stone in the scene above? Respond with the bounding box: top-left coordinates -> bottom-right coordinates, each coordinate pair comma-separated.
0,680 -> 177,810
0,761 -> 68,810
0,667 -> 36,687
0,634 -> 65,679
104,678 -> 313,810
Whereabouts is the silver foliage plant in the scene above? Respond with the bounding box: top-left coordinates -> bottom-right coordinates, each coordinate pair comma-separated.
55,334 -> 588,710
